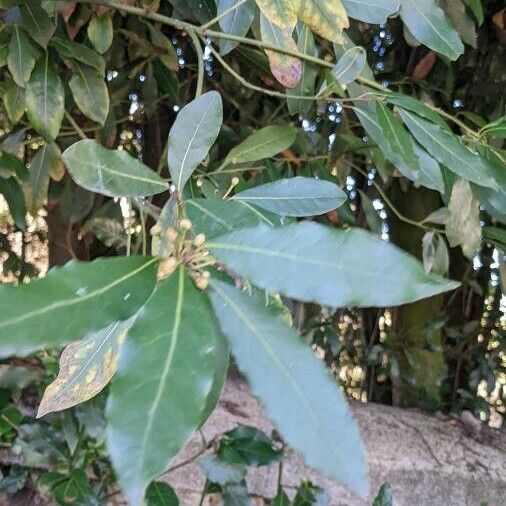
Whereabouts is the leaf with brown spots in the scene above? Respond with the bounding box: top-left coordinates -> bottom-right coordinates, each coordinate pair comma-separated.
37,317 -> 135,418
298,0 -> 349,43
255,0 -> 300,30
260,14 -> 302,88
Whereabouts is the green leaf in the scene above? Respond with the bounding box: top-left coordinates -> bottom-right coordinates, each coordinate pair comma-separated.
398,108 -> 498,189
218,0 -> 256,55
106,269 -> 221,506
481,116 -> 506,139
0,256 -> 157,358
0,152 -> 28,180
461,0 -> 483,25
37,317 -> 135,418
27,142 -> 61,214
69,62 -> 109,125
442,0 -> 477,49
373,483 -> 393,506
254,0 -> 298,30
222,481 -> 252,506
168,91 -> 223,191
146,482 -> 179,506
153,59 -> 179,97
19,2 -> 55,48
375,101 -> 419,171
63,139 -> 169,197
87,13 -> 113,54
50,37 -> 105,74
224,125 -> 297,167
399,0 -> 464,60
272,489 -> 292,506
384,93 -> 449,129
260,14 -> 302,88
209,279 -> 368,495
287,24 -> 318,116
0,176 -> 27,230
446,178 -> 481,258
2,81 -> 25,124
8,27 -> 37,87
482,227 -> 506,249
358,190 -> 382,234
25,54 -> 64,141
187,197 -> 285,239
342,0 -> 400,24
233,177 -> 347,217
293,481 -> 329,505
209,222 -> 460,307
331,46 -> 366,85
298,0 -> 350,43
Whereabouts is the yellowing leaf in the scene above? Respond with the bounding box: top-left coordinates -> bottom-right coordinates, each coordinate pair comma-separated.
255,0 -> 300,29
37,318 -> 135,418
298,0 -> 349,43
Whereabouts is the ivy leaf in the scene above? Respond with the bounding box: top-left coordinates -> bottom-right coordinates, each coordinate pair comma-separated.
372,483 -> 393,506
3,81 -> 25,124
0,256 -> 158,358
298,0 -> 350,44
218,0 -> 256,55
260,14 -> 302,88
342,0 -> 400,24
145,482 -> 179,506
398,108 -> 498,189
224,124 -> 297,167
63,139 -> 169,197
399,0 -> 464,60
209,279 -> 368,495
254,0 -> 298,30
87,13 -> 113,54
0,176 -> 27,230
331,46 -> 366,86
106,269 -> 222,506
446,179 -> 481,258
50,37 -> 105,74
69,62 -> 110,125
25,54 -> 64,142
208,222 -> 460,307
19,2 -> 55,48
233,176 -> 347,217
8,27 -> 37,87
167,91 -> 223,191
37,317 -> 135,418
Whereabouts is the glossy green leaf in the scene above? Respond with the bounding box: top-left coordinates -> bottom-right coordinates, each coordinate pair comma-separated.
209,279 -> 368,494
146,482 -> 179,506
27,142 -> 61,214
254,0 -> 298,29
399,108 -> 498,189
0,152 -> 28,181
331,46 -> 366,85
106,269 -> 221,506
63,139 -> 169,197
385,93 -> 449,129
69,62 -> 109,125
482,116 -> 506,139
209,222 -> 460,307
0,176 -> 27,230
260,14 -> 302,88
19,2 -> 55,48
168,91 -> 223,191
224,125 -> 297,167
298,0 -> 350,43
373,483 -> 393,506
399,0 -> 464,60
342,0 -> 400,24
187,197 -> 286,239
0,256 -> 157,358
37,318 -> 135,418
8,27 -> 37,87
87,13 -> 113,54
218,0 -> 256,55
3,81 -> 25,124
50,37 -> 105,73
233,177 -> 347,217
25,54 -> 64,141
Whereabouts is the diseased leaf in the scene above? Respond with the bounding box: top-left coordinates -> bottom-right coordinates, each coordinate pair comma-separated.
69,62 -> 109,125
254,0 -> 298,30
20,2 -> 55,48
298,0 -> 350,43
0,176 -> 27,230
146,482 -> 179,506
87,13 -> 113,54
25,54 -> 64,142
0,256 -> 158,358
63,139 -> 169,197
8,27 -> 37,87
399,0 -> 464,60
208,222 -> 460,308
342,0 -> 400,24
260,14 -> 302,88
3,81 -> 25,124
168,91 -> 223,191
37,318 -> 135,418
224,125 -> 297,167
218,0 -> 256,55
233,177 -> 347,217
106,269 -> 221,506
331,46 -> 366,85
422,231 -> 449,276
209,279 -> 368,495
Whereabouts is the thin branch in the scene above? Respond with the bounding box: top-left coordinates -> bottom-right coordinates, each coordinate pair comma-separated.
189,30 -> 204,97
64,111 -> 88,140
200,0 -> 248,30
